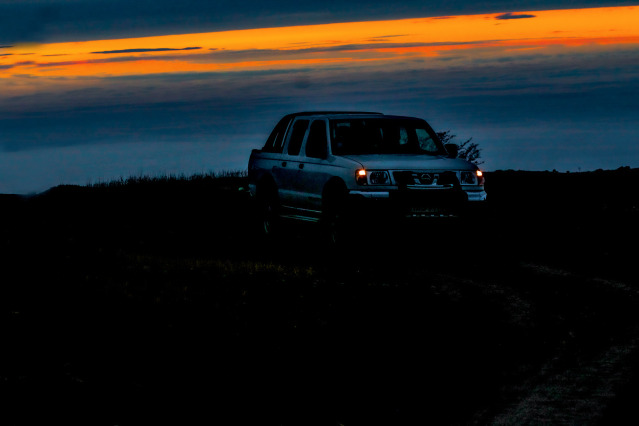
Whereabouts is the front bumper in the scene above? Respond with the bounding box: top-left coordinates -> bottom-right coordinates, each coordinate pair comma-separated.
348,188 -> 487,218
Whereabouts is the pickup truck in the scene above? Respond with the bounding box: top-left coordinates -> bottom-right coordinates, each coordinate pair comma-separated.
248,111 -> 487,242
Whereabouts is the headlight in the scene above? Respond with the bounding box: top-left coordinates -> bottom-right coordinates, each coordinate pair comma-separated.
369,171 -> 390,185
476,170 -> 485,185
460,170 -> 485,185
460,171 -> 477,184
356,169 -> 368,185
355,170 -> 391,185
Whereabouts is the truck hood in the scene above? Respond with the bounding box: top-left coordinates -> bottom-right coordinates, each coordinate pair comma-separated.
341,154 -> 477,171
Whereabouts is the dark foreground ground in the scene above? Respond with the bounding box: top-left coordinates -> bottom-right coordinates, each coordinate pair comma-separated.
1,168 -> 639,425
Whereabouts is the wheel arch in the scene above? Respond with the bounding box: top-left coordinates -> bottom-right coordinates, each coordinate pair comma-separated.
322,177 -> 348,211
255,173 -> 278,201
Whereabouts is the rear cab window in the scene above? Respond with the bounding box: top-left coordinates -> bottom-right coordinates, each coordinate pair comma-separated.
263,116 -> 292,153
287,119 -> 310,156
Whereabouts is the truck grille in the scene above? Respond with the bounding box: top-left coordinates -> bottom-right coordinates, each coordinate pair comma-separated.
393,171 -> 461,188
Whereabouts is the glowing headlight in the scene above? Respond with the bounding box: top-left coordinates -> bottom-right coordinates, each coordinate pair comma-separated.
369,171 -> 390,185
356,169 -> 368,185
476,170 -> 485,185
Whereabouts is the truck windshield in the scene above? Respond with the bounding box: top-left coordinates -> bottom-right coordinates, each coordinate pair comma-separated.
330,118 -> 445,156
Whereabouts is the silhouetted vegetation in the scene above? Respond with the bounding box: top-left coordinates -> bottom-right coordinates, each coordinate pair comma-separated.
437,130 -> 483,165
2,167 -> 639,425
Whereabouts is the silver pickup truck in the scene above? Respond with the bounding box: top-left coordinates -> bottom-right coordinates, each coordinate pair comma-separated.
248,111 -> 487,242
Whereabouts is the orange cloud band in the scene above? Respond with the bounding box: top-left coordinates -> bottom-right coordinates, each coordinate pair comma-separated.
1,5 -> 638,79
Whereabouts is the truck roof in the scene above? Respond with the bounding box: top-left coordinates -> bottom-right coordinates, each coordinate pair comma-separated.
282,111 -> 383,119
280,111 -> 431,121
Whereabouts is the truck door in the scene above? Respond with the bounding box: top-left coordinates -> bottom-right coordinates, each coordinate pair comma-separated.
297,119 -> 331,212
273,118 -> 309,208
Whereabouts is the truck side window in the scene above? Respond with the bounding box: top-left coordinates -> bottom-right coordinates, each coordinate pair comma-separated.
305,120 -> 328,159
263,117 -> 290,153
287,119 -> 309,156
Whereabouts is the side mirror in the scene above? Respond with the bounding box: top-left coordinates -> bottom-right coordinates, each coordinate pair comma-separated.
445,143 -> 459,159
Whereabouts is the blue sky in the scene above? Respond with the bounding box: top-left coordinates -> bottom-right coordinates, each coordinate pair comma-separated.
1,0 -> 638,194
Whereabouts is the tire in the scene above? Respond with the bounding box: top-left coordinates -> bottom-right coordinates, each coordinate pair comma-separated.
321,182 -> 350,246
256,187 -> 280,239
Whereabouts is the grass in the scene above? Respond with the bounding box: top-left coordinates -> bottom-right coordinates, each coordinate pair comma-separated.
2,168 -> 639,425
85,169 -> 248,189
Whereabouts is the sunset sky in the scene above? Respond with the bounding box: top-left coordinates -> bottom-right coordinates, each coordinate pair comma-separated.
1,1 -> 639,194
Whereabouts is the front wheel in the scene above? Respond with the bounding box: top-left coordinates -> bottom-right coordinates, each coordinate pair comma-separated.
321,182 -> 353,247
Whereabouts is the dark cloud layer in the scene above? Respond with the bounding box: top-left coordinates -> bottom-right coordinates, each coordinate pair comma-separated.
204,40 -> 500,62
1,60 -> 35,70
0,0 -> 635,44
9,52 -> 202,69
495,12 -> 537,19
2,40 -> 505,72
2,45 -> 637,154
91,47 -> 201,54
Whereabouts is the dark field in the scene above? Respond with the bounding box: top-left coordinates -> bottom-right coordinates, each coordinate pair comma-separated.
2,168 -> 639,425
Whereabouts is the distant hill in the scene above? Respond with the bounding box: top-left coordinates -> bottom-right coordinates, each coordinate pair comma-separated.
4,166 -> 637,218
